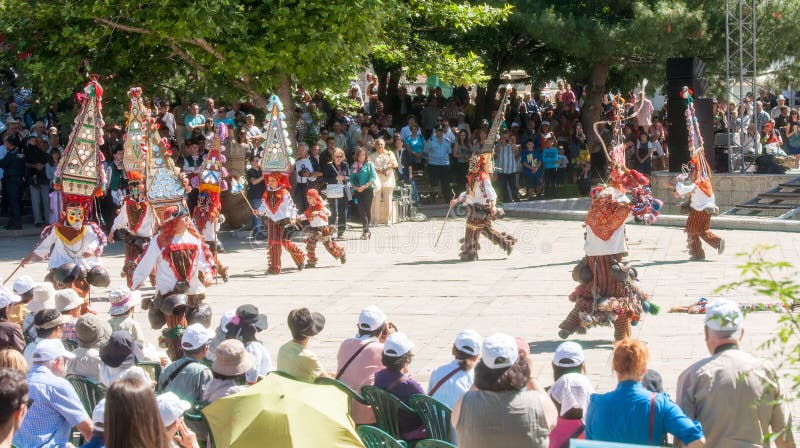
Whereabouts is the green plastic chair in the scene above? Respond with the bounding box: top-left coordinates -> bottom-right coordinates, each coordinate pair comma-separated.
409,394 -> 453,442
63,339 -> 79,351
415,440 -> 457,448
315,376 -> 369,405
65,374 -> 106,415
137,360 -> 162,382
184,401 -> 208,422
361,385 -> 419,439
357,425 -> 408,448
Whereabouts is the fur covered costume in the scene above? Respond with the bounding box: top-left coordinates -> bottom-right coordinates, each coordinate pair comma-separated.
301,189 -> 345,267
109,172 -> 157,286
255,172 -> 306,274
454,153 -> 516,261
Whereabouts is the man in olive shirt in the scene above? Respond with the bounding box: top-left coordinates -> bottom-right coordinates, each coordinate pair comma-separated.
676,299 -> 795,448
276,308 -> 329,382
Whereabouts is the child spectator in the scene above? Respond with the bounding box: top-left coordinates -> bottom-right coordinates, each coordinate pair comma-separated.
520,140 -> 542,200
634,133 -> 652,175
576,162 -> 592,196
55,289 -> 82,345
556,146 -> 569,184
107,286 -> 145,347
542,137 -> 559,198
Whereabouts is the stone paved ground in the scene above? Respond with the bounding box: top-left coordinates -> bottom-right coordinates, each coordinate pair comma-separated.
1,218 -> 798,400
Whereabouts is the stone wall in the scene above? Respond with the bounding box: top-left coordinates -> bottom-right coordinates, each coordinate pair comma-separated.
650,171 -> 798,215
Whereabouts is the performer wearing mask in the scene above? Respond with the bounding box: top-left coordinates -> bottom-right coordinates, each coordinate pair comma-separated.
253,172 -> 306,275
108,171 -> 157,287
299,188 -> 345,268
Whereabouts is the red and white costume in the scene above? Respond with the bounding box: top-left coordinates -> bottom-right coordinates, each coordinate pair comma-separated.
256,172 -> 305,274
301,189 -> 345,267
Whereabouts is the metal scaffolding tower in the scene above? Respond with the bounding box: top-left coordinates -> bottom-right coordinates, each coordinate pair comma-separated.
725,0 -> 757,173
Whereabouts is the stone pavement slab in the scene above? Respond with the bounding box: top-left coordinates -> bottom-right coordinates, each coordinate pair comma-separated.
1,218 -> 797,401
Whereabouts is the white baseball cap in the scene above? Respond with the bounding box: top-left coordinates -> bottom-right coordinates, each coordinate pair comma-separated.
92,399 -> 106,431
481,333 -> 519,369
704,299 -> 743,331
0,287 -> 21,308
358,305 -> 386,332
219,309 -> 237,332
454,330 -> 482,357
32,338 -> 75,362
181,323 -> 215,351
553,341 -> 585,367
12,275 -> 36,295
157,392 -> 191,427
383,332 -> 414,357
55,289 -> 83,312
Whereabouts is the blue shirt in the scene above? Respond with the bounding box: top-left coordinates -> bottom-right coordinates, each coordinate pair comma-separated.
542,147 -> 559,169
585,380 -> 703,446
520,148 -> 542,176
14,365 -> 90,448
424,136 -> 452,166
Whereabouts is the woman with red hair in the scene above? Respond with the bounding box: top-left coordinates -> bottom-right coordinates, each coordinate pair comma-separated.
253,172 -> 306,274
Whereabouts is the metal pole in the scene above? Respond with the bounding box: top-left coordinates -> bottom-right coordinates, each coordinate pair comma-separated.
738,0 -> 746,173
725,0 -> 733,173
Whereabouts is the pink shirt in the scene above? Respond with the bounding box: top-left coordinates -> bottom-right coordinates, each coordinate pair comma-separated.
549,417 -> 584,448
336,337 -> 384,424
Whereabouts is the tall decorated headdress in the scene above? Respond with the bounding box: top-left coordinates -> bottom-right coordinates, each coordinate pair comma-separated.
123,87 -> 148,177
680,86 -> 713,197
194,123 -> 229,230
144,114 -> 186,219
259,95 -> 293,173
55,76 -> 107,219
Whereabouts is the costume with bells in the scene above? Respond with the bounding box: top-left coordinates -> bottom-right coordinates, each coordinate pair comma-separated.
109,171 -> 157,287
559,82 -> 661,342
452,153 -> 516,261
300,188 -> 345,267
674,87 -> 724,261
255,172 -> 306,274
192,123 -> 229,281
29,78 -> 110,310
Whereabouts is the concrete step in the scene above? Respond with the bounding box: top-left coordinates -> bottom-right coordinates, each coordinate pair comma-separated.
759,192 -> 800,200
735,203 -> 796,210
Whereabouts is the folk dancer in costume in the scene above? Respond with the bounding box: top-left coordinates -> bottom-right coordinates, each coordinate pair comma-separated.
192,123 -> 230,281
108,171 -> 158,287
252,172 -> 306,275
131,206 -> 215,359
299,188 -> 346,268
672,86 -> 725,261
449,153 -> 516,261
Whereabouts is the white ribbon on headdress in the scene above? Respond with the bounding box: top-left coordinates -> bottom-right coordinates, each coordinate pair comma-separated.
592,79 -> 649,165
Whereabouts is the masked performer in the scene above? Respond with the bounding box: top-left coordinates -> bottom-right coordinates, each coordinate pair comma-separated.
109,171 -> 157,286
449,153 -> 516,261
673,87 -> 725,260
253,172 -> 306,274
193,123 -> 229,281
299,188 -> 345,268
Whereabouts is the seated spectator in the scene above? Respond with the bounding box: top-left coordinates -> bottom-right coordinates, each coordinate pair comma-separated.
23,309 -> 69,366
677,299 -> 795,447
99,330 -> 144,386
374,332 -> 427,441
207,310 -> 236,362
21,283 -> 55,343
14,339 -> 93,446
159,323 -> 214,403
9,275 -> 36,326
0,288 -> 24,352
336,305 -> 391,424
107,286 -> 145,347
552,341 -> 585,382
0,368 -> 29,447
68,314 -> 112,382
585,338 -> 704,447
203,339 -> 252,403
55,289 -> 83,345
225,305 -> 272,384
157,392 -> 200,448
453,333 -> 557,448
0,349 -> 27,374
81,399 -> 106,448
427,330 -> 482,409
104,375 -> 169,448
277,308 -> 329,382
548,367 -> 594,448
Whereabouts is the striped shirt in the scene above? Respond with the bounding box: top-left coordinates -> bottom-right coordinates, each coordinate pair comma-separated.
496,144 -> 519,174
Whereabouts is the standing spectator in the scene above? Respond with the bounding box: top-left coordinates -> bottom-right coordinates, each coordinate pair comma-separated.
15,339 -> 93,446
0,135 -> 25,230
785,109 -> 800,155
243,114 -> 264,148
203,339 -> 251,403
585,338 -> 704,446
452,333 -> 557,448
772,95 -> 787,119
676,299 -> 795,447
293,143 -> 316,213
421,98 -> 442,139
755,101 -> 771,132
366,73 -> 379,116
45,150 -> 61,224
225,128 -> 249,180
225,305 -> 273,384
323,148 -> 350,239
55,289 -> 82,345
424,125 -> 453,202
370,138 -> 398,226
246,155 -> 265,235
25,136 -> 49,227
428,330 -> 482,409
158,324 -> 214,404
637,93 -> 655,131
23,309 -> 69,366
452,129 -> 471,192
350,148 -> 377,240
542,137 -> 559,198
495,131 -> 520,203
184,103 -> 205,142
104,376 -> 169,448
181,138 -> 204,212
332,122 -> 348,158
394,134 -> 418,204
67,314 -> 112,383
0,289 -> 24,353
277,308 -> 329,382
158,103 -> 176,144
374,332 -> 427,441
202,98 -> 217,120
0,368 -> 29,446
634,132 -> 653,175
102,147 -> 126,232
47,127 -> 62,153
521,139 -> 542,200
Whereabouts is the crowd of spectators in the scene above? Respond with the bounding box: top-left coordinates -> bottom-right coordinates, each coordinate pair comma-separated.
0,265 -> 795,448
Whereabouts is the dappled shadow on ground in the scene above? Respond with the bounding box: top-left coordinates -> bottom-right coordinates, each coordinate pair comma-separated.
528,339 -> 614,355
511,259 -> 583,270
395,258 -> 507,266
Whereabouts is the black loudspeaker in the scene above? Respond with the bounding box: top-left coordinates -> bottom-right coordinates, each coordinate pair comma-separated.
666,57 -> 706,80
667,98 -> 715,172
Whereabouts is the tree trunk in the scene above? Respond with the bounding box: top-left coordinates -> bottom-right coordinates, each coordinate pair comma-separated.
582,60 -> 610,155
480,78 -> 502,123
276,76 -> 297,152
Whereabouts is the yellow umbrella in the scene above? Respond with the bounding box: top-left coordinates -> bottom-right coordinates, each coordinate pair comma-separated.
202,373 -> 365,448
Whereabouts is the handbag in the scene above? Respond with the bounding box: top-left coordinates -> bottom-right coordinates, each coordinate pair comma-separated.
325,183 -> 345,199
